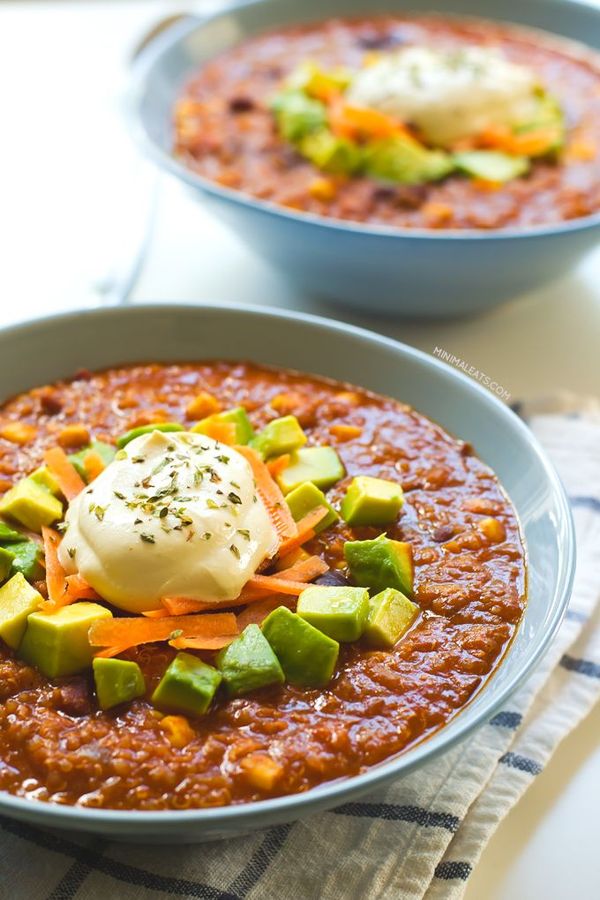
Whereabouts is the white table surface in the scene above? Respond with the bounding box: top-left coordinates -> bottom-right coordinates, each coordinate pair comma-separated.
1,1 -> 599,896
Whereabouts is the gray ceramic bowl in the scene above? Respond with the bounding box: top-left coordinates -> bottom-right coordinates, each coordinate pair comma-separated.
128,0 -> 600,317
0,303 -> 575,840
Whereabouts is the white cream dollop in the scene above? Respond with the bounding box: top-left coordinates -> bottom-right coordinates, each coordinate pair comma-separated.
347,46 -> 540,147
58,430 -> 278,613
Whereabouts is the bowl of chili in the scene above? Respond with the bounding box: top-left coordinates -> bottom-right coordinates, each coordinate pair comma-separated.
127,0 -> 600,316
0,303 -> 574,839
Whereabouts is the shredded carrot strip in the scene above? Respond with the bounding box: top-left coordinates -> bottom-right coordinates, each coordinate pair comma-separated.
267,454 -> 291,479
242,574 -> 307,598
277,555 -> 328,582
88,612 -> 238,652
39,526 -> 68,609
330,102 -> 413,141
168,634 -> 236,651
161,596 -> 214,616
276,506 -> 328,558
94,645 -> 130,659
43,447 -> 86,501
235,445 -> 296,542
83,450 -> 106,482
237,596 -> 295,629
63,574 -> 101,603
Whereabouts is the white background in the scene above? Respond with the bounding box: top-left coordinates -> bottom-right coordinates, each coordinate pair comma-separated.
0,1 -> 599,895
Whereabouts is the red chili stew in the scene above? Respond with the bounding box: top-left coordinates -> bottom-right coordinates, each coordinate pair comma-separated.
174,15 -> 600,229
0,363 -> 525,809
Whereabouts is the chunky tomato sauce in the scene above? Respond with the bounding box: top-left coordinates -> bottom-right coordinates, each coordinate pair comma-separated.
174,15 -> 600,229
0,363 -> 526,809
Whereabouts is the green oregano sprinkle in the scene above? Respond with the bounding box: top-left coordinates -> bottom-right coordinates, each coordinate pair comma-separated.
140,532 -> 155,544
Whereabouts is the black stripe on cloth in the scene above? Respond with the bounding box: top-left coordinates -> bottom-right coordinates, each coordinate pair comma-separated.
333,803 -> 459,832
0,816 -> 238,900
227,824 -> 292,897
565,609 -> 588,623
45,858 -> 95,900
434,861 -> 473,881
570,495 -> 600,514
560,654 -> 600,680
489,710 -> 522,730
499,752 -> 543,775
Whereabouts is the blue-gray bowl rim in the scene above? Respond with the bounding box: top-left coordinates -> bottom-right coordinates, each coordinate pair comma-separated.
0,302 -> 576,827
126,0 -> 600,242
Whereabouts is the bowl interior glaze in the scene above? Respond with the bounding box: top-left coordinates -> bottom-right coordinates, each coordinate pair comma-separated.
0,304 -> 575,839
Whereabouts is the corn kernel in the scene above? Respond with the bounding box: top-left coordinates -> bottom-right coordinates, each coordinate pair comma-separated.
0,422 -> 37,445
329,424 -> 363,441
240,754 -> 283,791
308,177 -> 337,202
159,715 -> 195,748
186,392 -> 221,420
57,424 -> 90,449
477,517 -> 506,542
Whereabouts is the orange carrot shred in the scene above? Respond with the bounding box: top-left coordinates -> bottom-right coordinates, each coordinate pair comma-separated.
276,555 -> 328,582
63,574 -> 101,603
242,574 -> 307,597
40,526 -> 68,608
168,634 -> 236,651
83,450 -> 106,482
237,596 -> 295,629
276,506 -> 328,558
267,454 -> 291,479
43,447 -> 86,501
94,645 -> 130,659
235,445 -> 296,542
161,596 -> 214,616
88,612 -> 238,653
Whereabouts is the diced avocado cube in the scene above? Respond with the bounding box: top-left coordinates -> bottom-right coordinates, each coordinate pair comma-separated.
299,128 -> 363,175
297,585 -> 369,642
0,520 -> 23,542
261,606 -> 339,687
250,416 -> 307,459
216,624 -> 284,697
9,539 -> 44,581
341,475 -> 404,527
277,447 -> 345,494
93,658 -> 145,710
365,135 -> 453,184
116,423 -> 184,448
285,481 -> 338,532
453,150 -> 529,183
0,478 -> 63,532
271,89 -> 327,142
30,466 -> 61,496
19,602 -> 112,678
69,440 -> 116,480
0,573 -> 43,649
344,534 -> 414,597
364,588 -> 418,648
0,546 -> 15,583
191,407 -> 254,445
151,652 -> 222,716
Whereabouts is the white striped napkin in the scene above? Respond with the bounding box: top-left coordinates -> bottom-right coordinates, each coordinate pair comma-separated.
2,396 -> 600,900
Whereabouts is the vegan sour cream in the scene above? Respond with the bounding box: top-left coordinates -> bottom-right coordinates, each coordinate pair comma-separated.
58,430 -> 278,613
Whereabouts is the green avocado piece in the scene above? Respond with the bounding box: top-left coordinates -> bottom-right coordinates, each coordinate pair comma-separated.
116,423 -> 184,449
9,539 -> 44,581
297,584 -> 369,642
151,652 -> 222,716
0,546 -> 15,583
69,440 -> 116,480
277,446 -> 345,495
341,475 -> 404,527
191,407 -> 254,445
30,466 -> 61,496
344,534 -> 414,597
0,478 -> 63,532
0,573 -> 43,649
514,92 -> 565,154
0,520 -> 22,543
287,61 -> 353,97
453,150 -> 529,183
285,481 -> 338,533
365,135 -> 454,185
261,606 -> 339,687
250,415 -> 307,459
299,128 -> 363,175
19,602 -> 112,678
93,657 -> 145,710
364,588 -> 418,648
271,89 -> 328,142
216,624 -> 284,697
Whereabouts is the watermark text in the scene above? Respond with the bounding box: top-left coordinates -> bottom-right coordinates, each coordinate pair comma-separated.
433,346 -> 511,402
